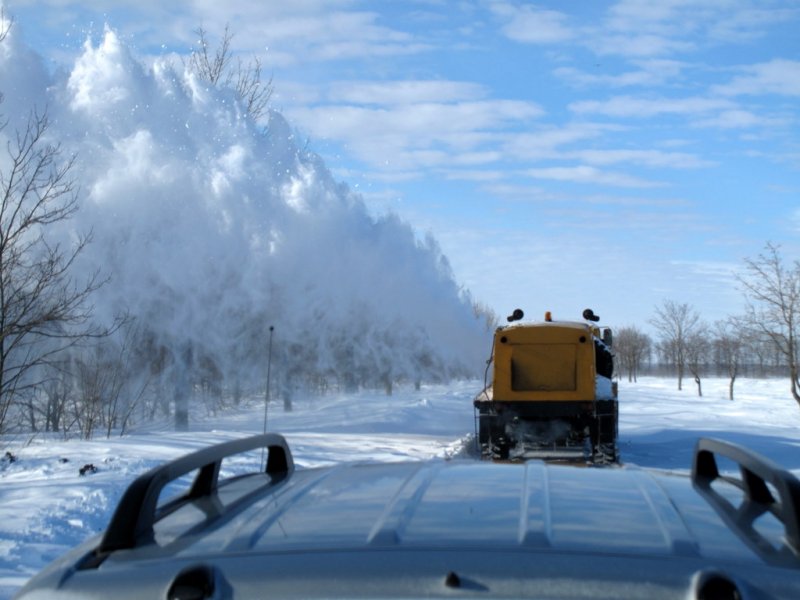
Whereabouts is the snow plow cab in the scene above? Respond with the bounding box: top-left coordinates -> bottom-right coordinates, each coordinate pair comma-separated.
474,308 -> 618,463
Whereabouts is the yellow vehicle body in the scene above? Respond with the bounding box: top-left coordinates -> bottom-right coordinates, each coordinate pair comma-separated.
474,310 -> 618,463
491,322 -> 599,402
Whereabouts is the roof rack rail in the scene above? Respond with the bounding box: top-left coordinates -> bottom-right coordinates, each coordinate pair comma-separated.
692,437 -> 800,562
84,433 -> 293,565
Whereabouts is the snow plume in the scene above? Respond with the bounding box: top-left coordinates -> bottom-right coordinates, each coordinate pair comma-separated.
0,24 -> 489,410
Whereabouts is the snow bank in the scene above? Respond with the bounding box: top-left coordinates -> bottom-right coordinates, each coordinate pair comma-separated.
1,377 -> 799,598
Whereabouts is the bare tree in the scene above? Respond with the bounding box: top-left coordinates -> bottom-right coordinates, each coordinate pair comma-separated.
188,25 -> 273,121
42,364 -> 71,432
614,325 -> 651,382
20,357 -> 72,433
685,323 -> 710,397
650,300 -> 702,390
472,300 -> 499,333
189,25 -> 232,85
0,108 -> 104,433
713,319 -> 744,400
737,243 -> 800,407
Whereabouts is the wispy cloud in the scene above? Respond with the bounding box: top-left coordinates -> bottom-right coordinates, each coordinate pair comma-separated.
554,59 -> 687,89
572,148 -> 713,168
692,109 -> 776,130
713,59 -> 800,97
52,1 -> 432,67
580,193 -> 690,208
707,7 -> 800,43
253,9 -> 430,66
501,124 -> 609,160
482,185 -> 689,208
570,95 -> 735,118
287,93 -> 543,171
441,169 -> 506,182
587,1 -> 798,58
590,33 -> 694,58
488,1 -> 575,44
526,165 -> 663,188
669,259 -> 739,287
326,80 -> 488,105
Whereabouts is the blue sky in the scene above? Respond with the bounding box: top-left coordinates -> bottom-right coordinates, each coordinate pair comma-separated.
4,0 -> 800,329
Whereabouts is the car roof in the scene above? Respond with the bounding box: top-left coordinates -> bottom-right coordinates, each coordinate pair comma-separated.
120,460 -> 780,564
16,435 -> 800,600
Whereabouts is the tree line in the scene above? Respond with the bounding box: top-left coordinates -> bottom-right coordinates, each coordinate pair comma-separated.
614,243 -> 800,404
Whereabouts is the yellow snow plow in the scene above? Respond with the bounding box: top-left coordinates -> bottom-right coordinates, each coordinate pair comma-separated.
474,309 -> 618,463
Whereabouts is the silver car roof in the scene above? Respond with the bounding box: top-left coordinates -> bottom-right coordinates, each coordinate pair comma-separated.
15,435 -> 800,600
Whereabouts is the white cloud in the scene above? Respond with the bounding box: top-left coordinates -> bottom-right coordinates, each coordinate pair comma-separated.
573,148 -> 713,169
501,124 -> 607,160
488,1 -> 574,44
270,81 -> 325,107
570,95 -> 735,118
589,1 -> 798,59
580,193 -> 690,208
590,33 -> 694,58
479,182 -> 554,199
287,95 -> 543,171
588,0 -> 704,57
604,0 -> 713,36
227,7 -> 431,66
326,80 -> 487,105
441,169 -> 506,182
669,259 -> 739,287
713,59 -> 800,97
526,165 -> 663,188
555,59 -> 687,88
708,8 -> 800,43
11,0 -> 431,68
292,100 -> 540,141
692,109 -> 772,129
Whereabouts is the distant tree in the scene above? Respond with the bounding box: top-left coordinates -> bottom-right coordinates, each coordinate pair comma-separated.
471,300 -> 499,333
0,107 -> 105,433
188,25 -> 273,121
41,361 -> 71,433
173,342 -> 193,431
650,300 -> 702,391
685,323 -> 710,397
748,331 -> 784,377
614,325 -> 651,382
737,243 -> 800,407
713,319 -> 744,400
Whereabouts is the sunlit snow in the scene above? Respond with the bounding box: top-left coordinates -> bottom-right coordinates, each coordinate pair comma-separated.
1,377 -> 799,598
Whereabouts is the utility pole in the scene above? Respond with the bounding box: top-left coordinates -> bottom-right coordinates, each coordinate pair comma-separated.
261,325 -> 274,469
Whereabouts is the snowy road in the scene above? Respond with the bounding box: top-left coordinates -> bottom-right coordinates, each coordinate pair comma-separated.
2,377 -> 799,598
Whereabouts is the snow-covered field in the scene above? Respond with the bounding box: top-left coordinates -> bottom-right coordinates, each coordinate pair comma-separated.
1,376 -> 799,598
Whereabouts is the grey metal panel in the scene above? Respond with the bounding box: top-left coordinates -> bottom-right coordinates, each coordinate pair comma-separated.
16,441 -> 800,600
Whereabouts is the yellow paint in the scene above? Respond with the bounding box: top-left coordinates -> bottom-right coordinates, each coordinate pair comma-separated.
492,321 -> 597,402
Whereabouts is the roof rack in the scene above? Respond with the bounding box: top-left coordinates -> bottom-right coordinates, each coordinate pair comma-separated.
692,437 -> 800,563
81,434 -> 293,567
